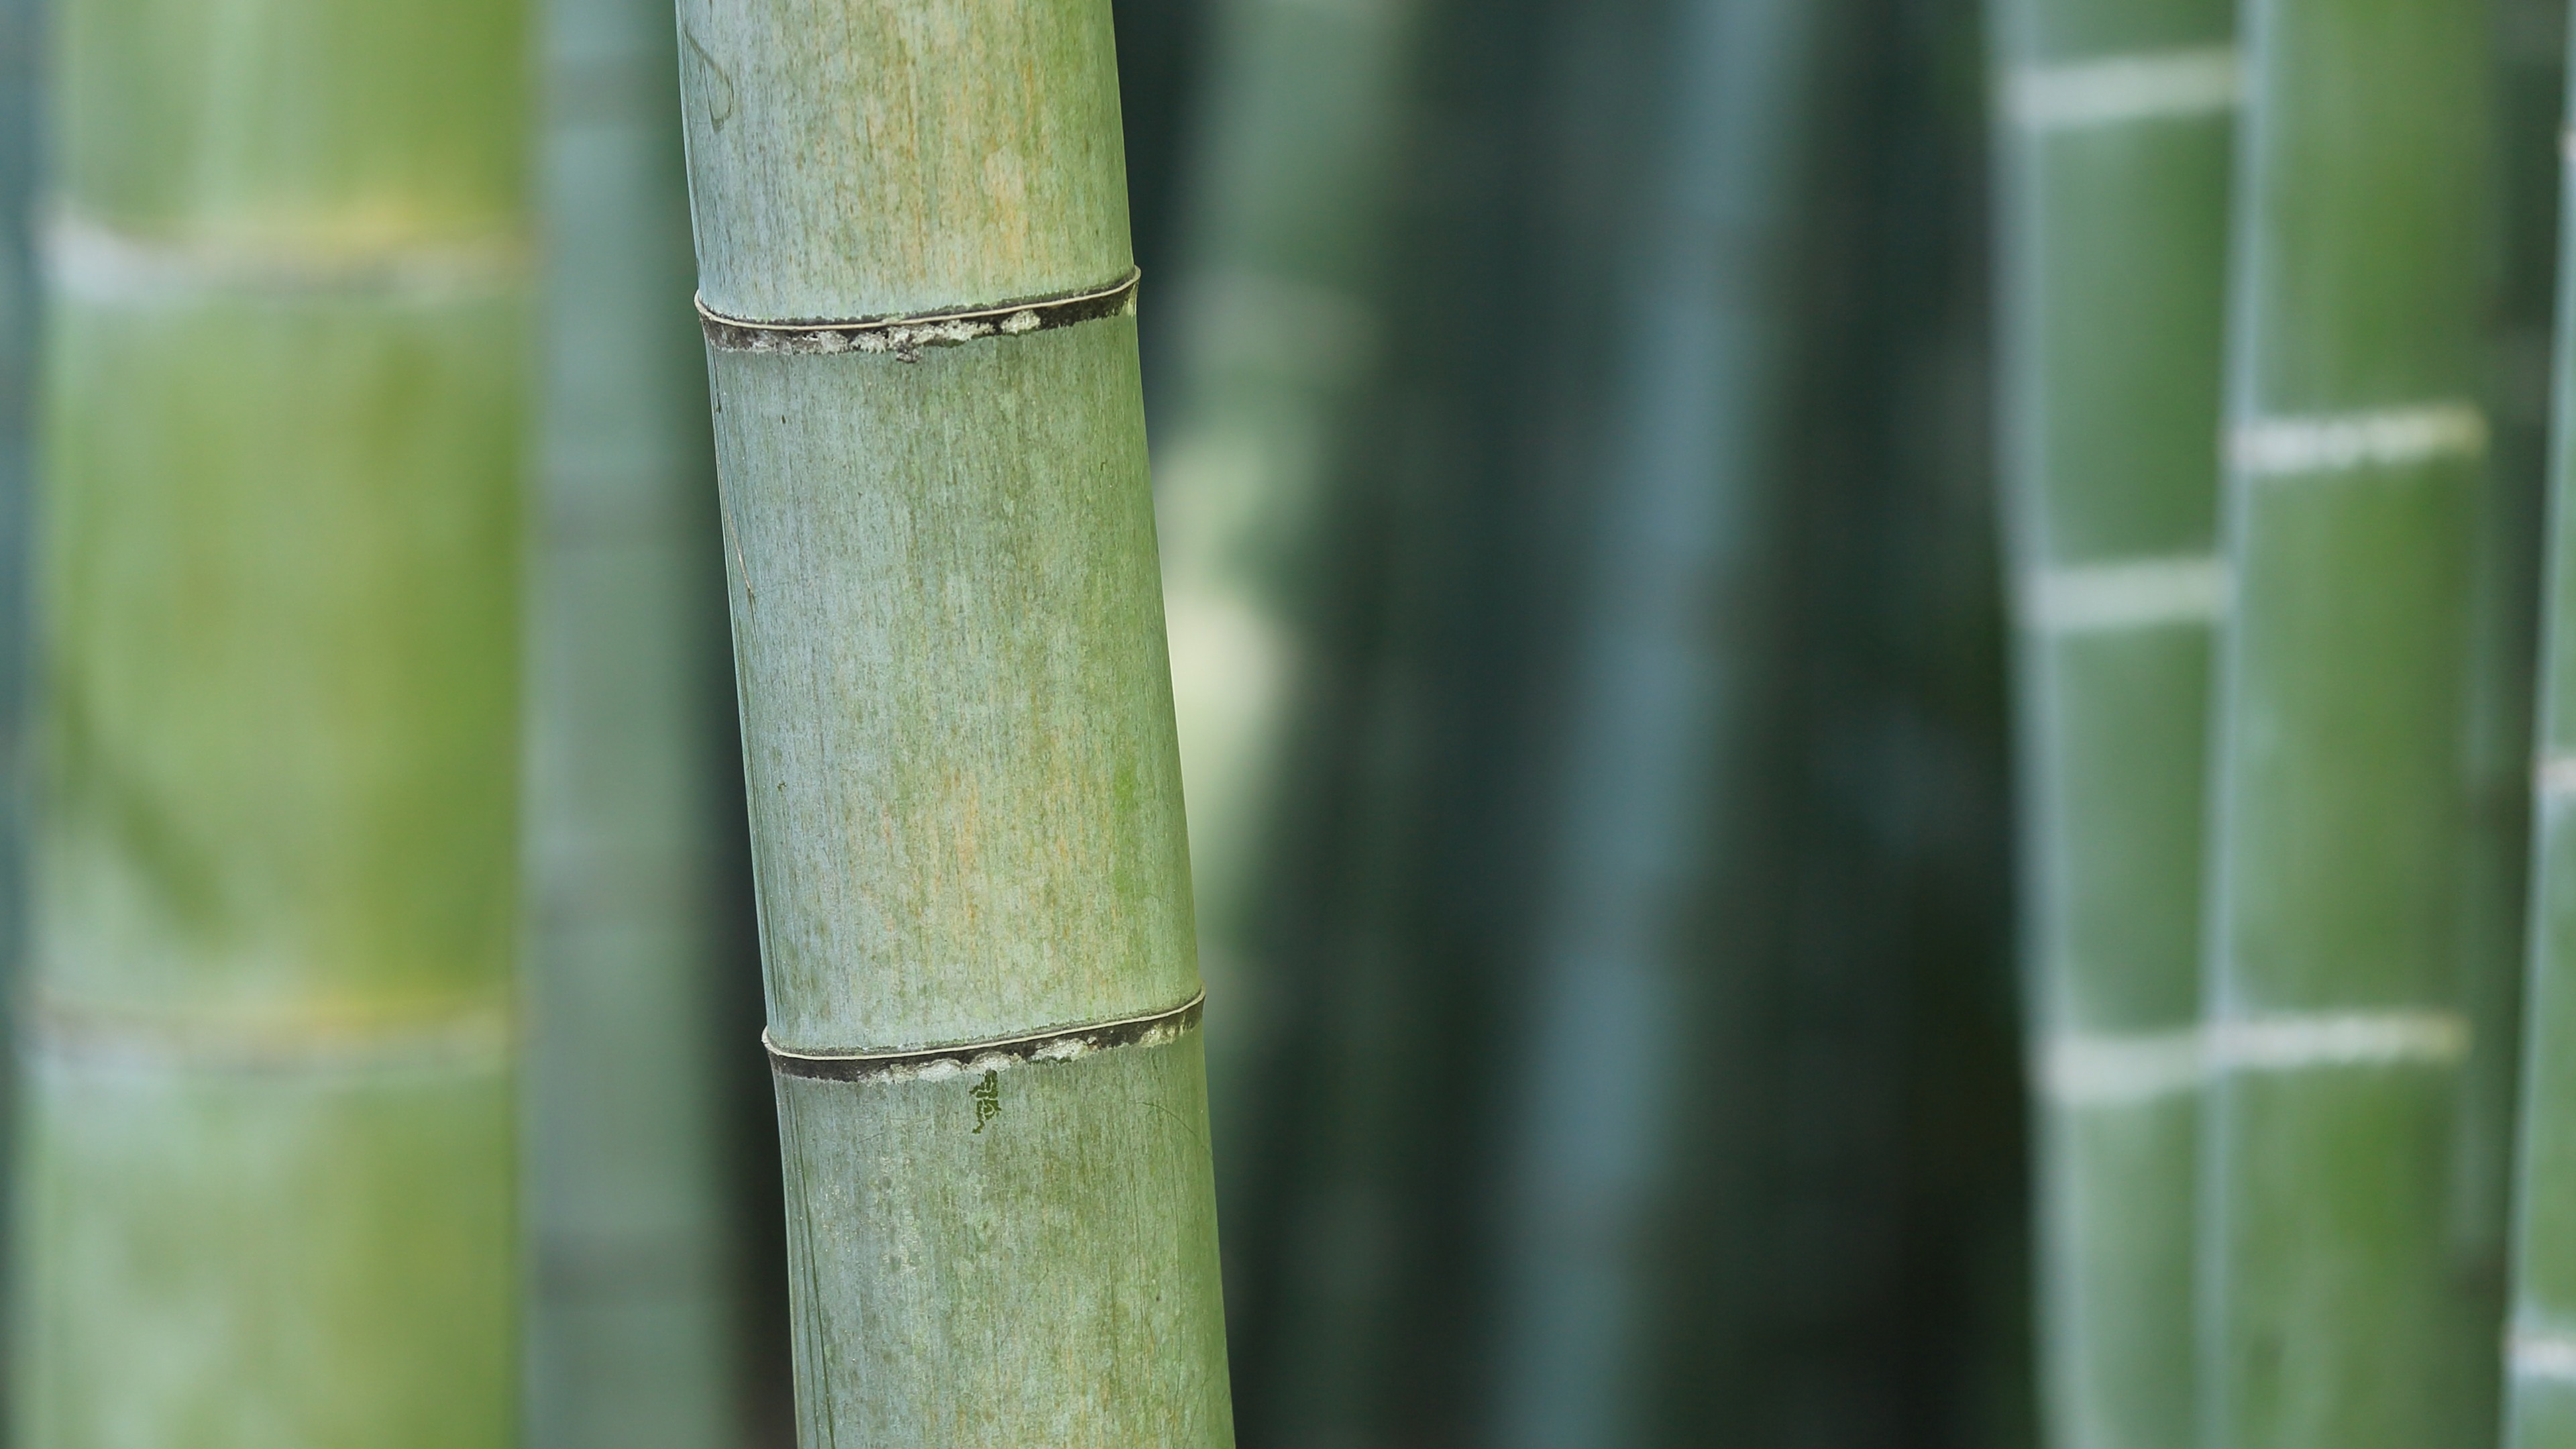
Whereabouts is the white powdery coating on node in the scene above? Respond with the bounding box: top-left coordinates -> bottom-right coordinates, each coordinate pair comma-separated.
2231,402 -> 2489,477
2535,752 -> 2576,802
2514,1326 -> 2576,1383
2007,46 -> 2241,130
808,1012 -> 1197,1085
2021,553 -> 2229,635
2207,1010 -> 2470,1073
2038,1027 -> 2207,1105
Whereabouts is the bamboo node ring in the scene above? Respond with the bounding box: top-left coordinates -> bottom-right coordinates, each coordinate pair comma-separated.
696,268 -> 1141,361
763,990 -> 1204,1083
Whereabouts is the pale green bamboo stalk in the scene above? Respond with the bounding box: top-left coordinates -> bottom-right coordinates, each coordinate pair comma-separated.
13,1 -> 529,1445
2202,0 -> 2506,1442
526,0 -> 731,1442
1986,3 -> 2233,1445
671,1 -> 1232,1442
2501,10 -> 2576,1442
1148,0 -> 1419,1321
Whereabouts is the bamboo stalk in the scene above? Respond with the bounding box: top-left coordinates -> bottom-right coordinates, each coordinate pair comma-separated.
13,2 -> 529,1445
1148,0 -> 1420,1324
670,1 -> 1232,1441
1483,0 -> 1837,1442
2201,0 -> 2506,1441
0,0 -> 39,1416
1986,3 -> 2235,1445
2502,9 -> 2576,1442
525,0 -> 732,1442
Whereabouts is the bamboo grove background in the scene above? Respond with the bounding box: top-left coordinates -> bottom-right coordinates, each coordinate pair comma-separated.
11,0 -> 2576,1445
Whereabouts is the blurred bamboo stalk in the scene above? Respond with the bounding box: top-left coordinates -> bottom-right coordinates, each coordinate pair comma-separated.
1485,0 -> 1836,1442
0,0 -> 38,1417
525,0 -> 731,1442
671,0 -> 1233,1440
1986,3 -> 2233,1446
2202,0 -> 2507,1442
2504,9 -> 2576,1443
1148,0 -> 1420,1316
13,1 -> 529,1445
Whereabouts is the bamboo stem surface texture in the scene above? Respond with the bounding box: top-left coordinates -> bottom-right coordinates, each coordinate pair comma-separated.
15,1 -> 529,1446
527,0 -> 731,1440
2506,16 -> 2576,1446
2203,0 -> 2503,1443
1988,2 -> 2232,1446
672,1 -> 1234,1443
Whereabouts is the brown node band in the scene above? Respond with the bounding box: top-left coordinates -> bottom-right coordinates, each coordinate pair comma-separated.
697,268 -> 1140,360
763,991 -> 1203,1083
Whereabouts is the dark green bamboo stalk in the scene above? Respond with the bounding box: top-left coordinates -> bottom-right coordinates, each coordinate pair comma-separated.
13,1 -> 529,1445
2502,9 -> 2576,1443
526,0 -> 731,1441
1986,3 -> 2233,1444
2201,0 -> 2506,1442
671,0 -> 1232,1440
1484,0 -> 1835,1442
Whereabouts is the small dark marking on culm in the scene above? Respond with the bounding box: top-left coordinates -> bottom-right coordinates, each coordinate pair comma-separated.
765,991 -> 1202,1083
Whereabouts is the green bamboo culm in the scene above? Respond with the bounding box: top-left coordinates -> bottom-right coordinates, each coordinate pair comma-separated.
671,1 -> 1234,1442
1985,1 -> 2233,1445
527,0 -> 731,1440
2503,12 -> 2576,1442
13,0 -> 529,1445
2201,0 -> 2505,1442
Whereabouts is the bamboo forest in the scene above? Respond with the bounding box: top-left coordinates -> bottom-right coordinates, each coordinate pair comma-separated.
15,0 -> 2576,1446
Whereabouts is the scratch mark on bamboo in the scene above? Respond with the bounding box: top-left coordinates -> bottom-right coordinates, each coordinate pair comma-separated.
2020,553 -> 2228,633
2006,46 -> 2241,130
2229,402 -> 2489,478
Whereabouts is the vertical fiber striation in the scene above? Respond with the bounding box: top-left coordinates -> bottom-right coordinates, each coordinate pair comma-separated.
527,0 -> 733,1440
1986,1 -> 2233,1445
16,1 -> 529,1446
673,0 -> 1232,1442
2202,0 -> 2507,1444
